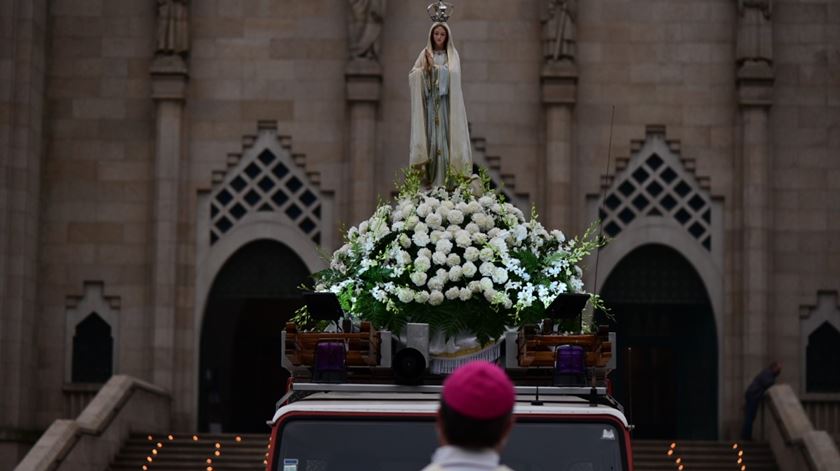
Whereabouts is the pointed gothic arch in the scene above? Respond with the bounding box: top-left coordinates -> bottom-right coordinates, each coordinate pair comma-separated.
585,126 -> 724,437
191,122 -> 330,429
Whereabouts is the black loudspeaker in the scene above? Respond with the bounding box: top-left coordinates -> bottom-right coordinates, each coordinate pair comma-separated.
393,348 -> 426,385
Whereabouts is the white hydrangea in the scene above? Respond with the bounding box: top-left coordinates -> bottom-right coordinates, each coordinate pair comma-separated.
412,231 -> 430,247
479,277 -> 494,292
468,280 -> 482,292
463,246 -> 480,262
479,196 -> 495,207
435,268 -> 449,282
435,239 -> 453,255
430,230 -> 443,244
479,247 -> 495,262
432,251 -> 447,265
446,253 -> 461,267
414,222 -> 428,234
397,288 -> 414,303
445,287 -> 461,300
428,290 -> 444,306
465,222 -> 480,234
414,290 -> 430,304
459,287 -> 472,301
455,230 -> 472,248
399,234 -> 411,248
461,261 -> 477,278
418,248 -> 432,259
492,267 -> 509,284
448,265 -> 463,282
479,261 -> 496,277
427,276 -> 445,291
414,255 -> 431,272
405,215 -> 419,231
410,271 -> 428,287
447,209 -> 464,225
416,203 -> 431,218
551,229 -> 566,243
425,212 -> 443,228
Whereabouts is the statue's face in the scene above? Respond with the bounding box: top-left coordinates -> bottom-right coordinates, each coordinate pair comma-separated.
432,26 -> 447,50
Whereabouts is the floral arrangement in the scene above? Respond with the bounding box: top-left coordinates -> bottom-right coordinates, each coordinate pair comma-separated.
300,171 -> 605,346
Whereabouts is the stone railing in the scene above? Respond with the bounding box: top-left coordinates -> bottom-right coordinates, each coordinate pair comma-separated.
14,375 -> 170,471
760,384 -> 840,471
61,383 -> 101,419
802,394 -> 840,446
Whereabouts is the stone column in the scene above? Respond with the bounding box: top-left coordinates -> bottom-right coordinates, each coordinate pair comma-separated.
345,60 -> 382,224
150,56 -> 188,393
737,62 -> 774,389
0,0 -> 47,467
541,61 -> 578,232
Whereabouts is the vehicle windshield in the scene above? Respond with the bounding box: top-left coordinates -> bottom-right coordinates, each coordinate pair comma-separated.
275,417 -> 626,471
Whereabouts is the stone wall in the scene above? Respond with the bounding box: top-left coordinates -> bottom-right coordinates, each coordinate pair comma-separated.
0,0 -> 837,448
37,0 -> 156,429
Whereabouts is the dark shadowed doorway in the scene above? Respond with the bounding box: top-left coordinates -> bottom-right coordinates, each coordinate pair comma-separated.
596,244 -> 717,439
199,239 -> 310,432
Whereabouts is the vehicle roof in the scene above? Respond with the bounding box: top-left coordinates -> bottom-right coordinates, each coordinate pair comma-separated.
269,391 -> 629,428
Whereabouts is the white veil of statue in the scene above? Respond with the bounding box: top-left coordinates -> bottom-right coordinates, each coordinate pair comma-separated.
408,22 -> 472,187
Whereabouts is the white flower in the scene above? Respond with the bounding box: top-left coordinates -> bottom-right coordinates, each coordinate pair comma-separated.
447,209 -> 464,225
414,290 -> 430,304
429,290 -> 444,306
397,250 -> 412,266
456,202 -> 469,213
468,280 -> 482,292
446,253 -> 461,267
405,215 -> 419,230
483,288 -> 498,303
428,276 -> 444,291
399,234 -> 411,248
445,287 -> 460,300
425,212 -> 443,228
397,288 -> 414,303
464,247 -> 480,262
465,222 -> 481,234
480,277 -> 494,292
416,203 -> 431,218
479,261 -> 496,277
410,271 -> 428,287
414,222 -> 428,234
435,239 -> 453,255
459,288 -> 472,301
514,225 -> 528,242
414,255 -> 431,272
466,201 -> 482,214
489,237 -> 508,254
448,265 -> 463,281
455,230 -> 472,248
551,229 -> 566,243
479,196 -> 495,207
392,221 -> 405,232
358,220 -> 369,233
471,213 -> 486,227
412,231 -> 430,247
435,268 -> 449,282
492,267 -> 509,284
462,261 -> 477,278
430,230 -> 443,244
418,248 -> 432,259
432,251 -> 447,265
488,228 -> 501,238
479,247 -> 495,262
425,197 -> 440,209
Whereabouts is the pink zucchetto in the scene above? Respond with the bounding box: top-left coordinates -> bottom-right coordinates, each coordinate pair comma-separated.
442,361 -> 516,420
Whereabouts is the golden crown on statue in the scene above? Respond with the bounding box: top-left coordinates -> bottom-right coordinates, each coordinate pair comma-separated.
427,0 -> 454,23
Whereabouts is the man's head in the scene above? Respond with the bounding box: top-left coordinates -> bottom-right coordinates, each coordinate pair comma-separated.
437,361 -> 516,451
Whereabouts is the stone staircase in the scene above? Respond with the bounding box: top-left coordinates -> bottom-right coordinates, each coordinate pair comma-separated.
633,440 -> 778,471
109,433 -> 270,471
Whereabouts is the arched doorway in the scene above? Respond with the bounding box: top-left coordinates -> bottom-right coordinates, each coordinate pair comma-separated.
199,239 -> 310,432
596,244 -> 717,439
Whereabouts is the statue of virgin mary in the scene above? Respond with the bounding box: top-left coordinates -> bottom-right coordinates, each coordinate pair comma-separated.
408,21 -> 472,188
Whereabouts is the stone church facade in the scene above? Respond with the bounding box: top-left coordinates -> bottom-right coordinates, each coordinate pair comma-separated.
1,0 -> 839,465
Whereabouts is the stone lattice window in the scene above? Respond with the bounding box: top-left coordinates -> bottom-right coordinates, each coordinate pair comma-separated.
210,149 -> 321,245
599,152 -> 712,251
71,313 -> 113,383
806,322 -> 840,392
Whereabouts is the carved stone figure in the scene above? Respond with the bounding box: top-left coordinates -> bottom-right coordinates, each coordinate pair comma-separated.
541,0 -> 577,63
347,0 -> 385,61
737,0 -> 773,66
156,0 -> 189,56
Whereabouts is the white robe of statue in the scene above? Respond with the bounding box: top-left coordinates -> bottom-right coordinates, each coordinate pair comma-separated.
408,22 -> 472,187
